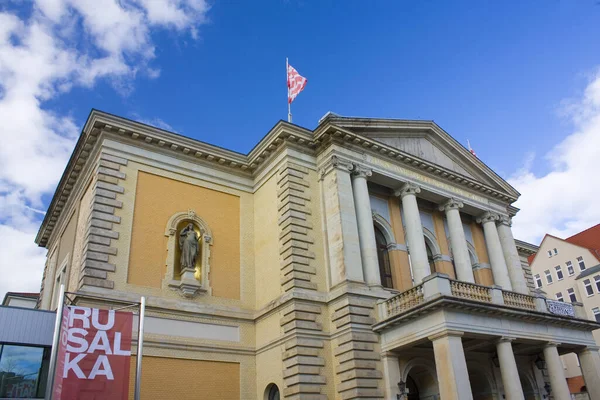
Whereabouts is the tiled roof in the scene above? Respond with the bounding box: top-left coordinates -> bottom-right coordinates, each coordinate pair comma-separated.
525,223 -> 600,266
566,223 -> 600,261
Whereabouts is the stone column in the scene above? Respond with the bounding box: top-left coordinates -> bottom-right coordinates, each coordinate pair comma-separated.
496,337 -> 525,400
578,346 -> 600,400
320,156 -> 364,286
476,212 -> 512,291
543,343 -> 571,400
497,216 -> 529,294
351,164 -> 381,286
382,353 -> 401,400
439,199 -> 475,283
395,183 -> 430,284
429,331 -> 473,400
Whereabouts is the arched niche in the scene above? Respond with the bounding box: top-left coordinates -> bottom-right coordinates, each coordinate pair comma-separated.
163,210 -> 213,298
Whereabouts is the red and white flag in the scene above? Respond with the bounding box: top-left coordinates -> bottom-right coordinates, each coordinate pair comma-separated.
467,139 -> 477,157
287,63 -> 307,104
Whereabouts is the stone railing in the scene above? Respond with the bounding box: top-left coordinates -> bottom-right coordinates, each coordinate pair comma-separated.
378,273 -> 588,322
503,291 -> 536,311
382,285 -> 424,319
450,281 -> 492,303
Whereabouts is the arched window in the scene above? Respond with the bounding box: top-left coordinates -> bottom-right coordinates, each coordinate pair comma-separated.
425,241 -> 436,274
266,384 -> 280,400
374,225 -> 394,289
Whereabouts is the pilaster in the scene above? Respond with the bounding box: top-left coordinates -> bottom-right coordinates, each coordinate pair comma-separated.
74,152 -> 127,290
278,162 -> 318,291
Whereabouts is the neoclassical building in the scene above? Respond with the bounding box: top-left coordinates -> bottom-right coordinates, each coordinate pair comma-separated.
36,110 -> 600,399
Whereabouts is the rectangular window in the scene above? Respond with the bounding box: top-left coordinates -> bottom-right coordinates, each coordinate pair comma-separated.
566,261 -> 574,276
535,274 -> 542,288
50,261 -> 67,310
593,307 -> 600,323
545,269 -> 553,284
568,288 -> 577,302
595,276 -> 600,293
0,344 -> 51,398
555,265 -> 564,280
578,256 -> 586,271
556,292 -> 564,302
547,250 -> 553,257
553,248 -> 558,255
584,279 -> 594,296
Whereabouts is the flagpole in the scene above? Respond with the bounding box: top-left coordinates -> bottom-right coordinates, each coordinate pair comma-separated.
286,57 -> 292,123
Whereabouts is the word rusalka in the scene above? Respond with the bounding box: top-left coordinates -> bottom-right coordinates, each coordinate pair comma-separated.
61,306 -> 132,380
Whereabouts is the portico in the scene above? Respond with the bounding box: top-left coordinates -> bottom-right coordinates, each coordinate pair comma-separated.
316,114 -> 600,400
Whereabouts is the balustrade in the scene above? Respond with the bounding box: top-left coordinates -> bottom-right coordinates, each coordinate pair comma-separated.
450,281 -> 492,303
384,285 -> 424,317
502,291 -> 536,311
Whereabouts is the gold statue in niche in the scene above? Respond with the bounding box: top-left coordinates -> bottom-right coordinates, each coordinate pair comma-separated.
178,222 -> 202,281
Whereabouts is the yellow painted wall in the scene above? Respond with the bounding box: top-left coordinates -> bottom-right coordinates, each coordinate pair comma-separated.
387,197 -> 413,291
129,356 -> 240,400
128,171 -> 241,300
474,268 -> 494,286
470,222 -> 490,265
254,174 -> 281,308
432,211 -> 456,279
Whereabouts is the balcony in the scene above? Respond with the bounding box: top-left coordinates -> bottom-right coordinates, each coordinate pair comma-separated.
375,273 -> 590,331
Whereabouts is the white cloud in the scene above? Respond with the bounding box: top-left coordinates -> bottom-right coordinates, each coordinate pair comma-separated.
510,68 -> 600,244
0,0 -> 208,300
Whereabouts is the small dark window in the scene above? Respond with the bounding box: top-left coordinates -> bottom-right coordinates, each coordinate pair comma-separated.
268,384 -> 280,400
374,226 -> 394,289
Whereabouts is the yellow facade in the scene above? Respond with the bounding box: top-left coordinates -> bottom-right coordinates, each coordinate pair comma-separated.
127,171 -> 241,299
128,357 -> 240,400
35,111 -> 543,400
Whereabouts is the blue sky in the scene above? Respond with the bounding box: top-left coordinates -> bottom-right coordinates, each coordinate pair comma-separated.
1,0 -> 600,297
54,1 -> 600,175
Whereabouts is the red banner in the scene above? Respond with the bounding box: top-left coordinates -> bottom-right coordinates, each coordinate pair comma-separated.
52,306 -> 133,400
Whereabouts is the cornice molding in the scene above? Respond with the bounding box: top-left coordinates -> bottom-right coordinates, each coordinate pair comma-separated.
37,110 -> 521,248
313,123 -> 519,204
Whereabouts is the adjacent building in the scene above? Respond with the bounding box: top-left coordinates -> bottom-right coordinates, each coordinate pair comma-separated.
1,292 -> 39,309
529,224 -> 600,397
33,110 -> 600,399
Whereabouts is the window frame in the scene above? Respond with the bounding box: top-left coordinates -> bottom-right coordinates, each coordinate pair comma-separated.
50,257 -> 68,310
534,274 -> 543,288
567,288 -> 577,302
578,256 -> 586,271
544,269 -> 553,285
555,292 -> 564,302
593,307 -> 600,323
595,275 -> 600,293
584,279 -> 594,297
566,261 -> 574,276
553,248 -> 558,255
555,265 -> 564,280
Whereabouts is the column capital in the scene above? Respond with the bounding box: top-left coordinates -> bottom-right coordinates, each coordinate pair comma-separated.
428,329 -> 465,341
497,214 -> 512,227
545,341 -> 561,348
496,336 -> 516,344
476,211 -> 500,224
578,345 -> 600,353
439,198 -> 464,213
319,155 -> 353,180
394,182 -> 421,198
351,163 -> 372,178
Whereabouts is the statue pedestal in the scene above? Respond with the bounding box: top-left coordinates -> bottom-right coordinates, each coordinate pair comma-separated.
178,268 -> 203,298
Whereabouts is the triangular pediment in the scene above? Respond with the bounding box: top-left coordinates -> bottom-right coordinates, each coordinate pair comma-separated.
320,115 -> 519,198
